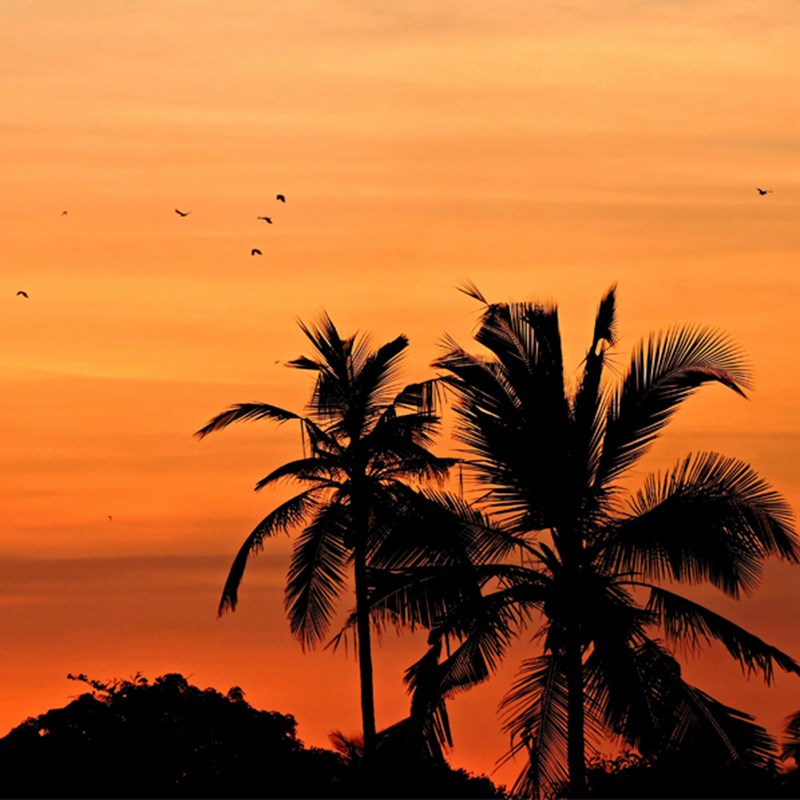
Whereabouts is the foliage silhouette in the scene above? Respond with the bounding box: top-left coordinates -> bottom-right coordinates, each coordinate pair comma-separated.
584,748 -> 786,798
375,284 -> 800,798
0,672 -> 346,798
0,672 -> 504,799
326,727 -> 505,798
195,314 -> 453,760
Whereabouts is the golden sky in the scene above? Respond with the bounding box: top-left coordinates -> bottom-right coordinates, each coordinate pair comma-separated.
1,0 -> 799,784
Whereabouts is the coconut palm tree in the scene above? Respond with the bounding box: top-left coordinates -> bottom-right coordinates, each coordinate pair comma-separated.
387,284 -> 799,797
195,314 -> 454,760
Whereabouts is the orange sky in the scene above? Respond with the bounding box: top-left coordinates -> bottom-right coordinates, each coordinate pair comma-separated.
1,0 -> 800,786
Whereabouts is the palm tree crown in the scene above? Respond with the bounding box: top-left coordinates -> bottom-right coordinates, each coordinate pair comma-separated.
400,284 -> 799,798
195,313 -> 454,758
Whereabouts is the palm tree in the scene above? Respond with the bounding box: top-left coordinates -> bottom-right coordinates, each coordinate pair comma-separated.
391,284 -> 799,797
195,314 -> 454,760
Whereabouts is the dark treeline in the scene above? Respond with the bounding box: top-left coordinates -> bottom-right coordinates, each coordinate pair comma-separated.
5,673 -> 800,798
0,673 -> 501,798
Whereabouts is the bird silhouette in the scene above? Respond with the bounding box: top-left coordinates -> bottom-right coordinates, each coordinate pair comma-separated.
61,210 -> 68,216
108,515 -> 113,522
276,194 -> 286,203
174,208 -> 191,216
16,291 -> 28,298
251,248 -> 262,256
257,216 -> 273,223
756,188 -> 773,195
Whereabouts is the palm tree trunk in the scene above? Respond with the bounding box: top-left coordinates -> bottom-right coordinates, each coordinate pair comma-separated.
354,540 -> 377,761
565,625 -> 587,797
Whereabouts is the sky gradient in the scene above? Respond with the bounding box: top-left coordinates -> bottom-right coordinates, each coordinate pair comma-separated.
2,0 -> 800,785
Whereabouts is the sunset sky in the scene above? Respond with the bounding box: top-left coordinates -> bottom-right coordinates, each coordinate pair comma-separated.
2,0 -> 800,785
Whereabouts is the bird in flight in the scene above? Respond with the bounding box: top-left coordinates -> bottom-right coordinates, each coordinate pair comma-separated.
251,248 -> 262,256
108,515 -> 113,522
276,194 -> 286,203
16,291 -> 28,298
756,188 -> 773,195
61,210 -> 68,216
257,216 -> 273,223
174,208 -> 192,216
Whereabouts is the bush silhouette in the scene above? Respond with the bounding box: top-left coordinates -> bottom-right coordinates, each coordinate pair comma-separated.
0,673 -> 341,797
0,672 -> 503,798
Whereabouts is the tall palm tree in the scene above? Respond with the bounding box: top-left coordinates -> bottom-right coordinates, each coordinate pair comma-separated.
388,284 -> 799,797
195,314 -> 454,760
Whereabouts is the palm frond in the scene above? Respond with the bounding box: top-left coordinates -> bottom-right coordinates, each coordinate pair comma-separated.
457,277 -> 488,305
368,486 -> 524,571
355,334 -> 409,407
434,303 -> 572,531
423,583 -> 544,699
586,636 -> 776,766
285,501 -> 351,649
253,455 -> 341,491
329,565 -> 482,647
329,561 -> 548,658
606,452 -> 798,596
647,585 -> 800,683
393,378 -> 443,415
583,627 -> 663,753
499,654 -> 571,800
286,355 -> 323,371
295,314 -> 354,420
781,711 -> 800,761
195,402 -> 300,438
371,450 -> 456,485
218,488 -> 321,615
328,730 -> 363,765
596,326 -> 752,487
573,285 -> 617,485
301,417 -> 343,457
592,283 -> 618,348
402,637 -> 454,758
367,409 -> 444,452
684,690 -> 777,767
296,312 -> 349,375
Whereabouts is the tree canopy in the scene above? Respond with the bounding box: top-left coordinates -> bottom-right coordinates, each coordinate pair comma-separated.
0,672 -> 503,798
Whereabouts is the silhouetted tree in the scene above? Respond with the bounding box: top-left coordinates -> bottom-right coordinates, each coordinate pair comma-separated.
326,727 -> 505,798
195,314 -> 453,761
0,673 -> 343,797
585,747 -> 783,798
384,284 -> 799,798
0,672 -> 504,798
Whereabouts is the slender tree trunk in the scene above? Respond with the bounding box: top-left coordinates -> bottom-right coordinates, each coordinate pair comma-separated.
565,620 -> 587,797
354,539 -> 377,761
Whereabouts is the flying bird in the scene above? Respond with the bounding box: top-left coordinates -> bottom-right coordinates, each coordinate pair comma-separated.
174,208 -> 191,216
276,194 -> 286,203
251,248 -> 262,256
756,188 -> 773,195
257,216 -> 272,223
16,291 -> 28,298
61,210 -> 68,216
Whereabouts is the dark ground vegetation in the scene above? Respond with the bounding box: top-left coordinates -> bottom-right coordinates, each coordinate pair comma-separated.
4,672 -> 800,798
0,673 -> 502,798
